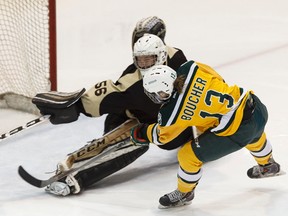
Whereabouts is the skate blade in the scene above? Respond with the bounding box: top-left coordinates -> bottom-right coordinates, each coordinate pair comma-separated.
252,169 -> 286,179
158,201 -> 192,209
264,169 -> 286,178
276,170 -> 286,176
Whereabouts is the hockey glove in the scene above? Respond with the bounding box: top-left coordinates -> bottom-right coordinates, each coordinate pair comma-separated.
36,103 -> 82,124
130,124 -> 150,145
32,88 -> 88,124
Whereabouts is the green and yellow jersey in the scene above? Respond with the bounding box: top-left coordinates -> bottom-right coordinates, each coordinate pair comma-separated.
145,60 -> 253,146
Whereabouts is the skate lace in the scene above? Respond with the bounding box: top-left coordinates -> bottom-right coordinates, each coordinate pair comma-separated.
167,190 -> 184,202
44,167 -> 58,175
251,165 -> 261,175
55,164 -> 64,174
253,162 -> 278,176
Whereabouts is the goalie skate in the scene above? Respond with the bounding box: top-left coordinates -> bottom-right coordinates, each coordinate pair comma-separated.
45,181 -> 70,196
45,174 -> 81,196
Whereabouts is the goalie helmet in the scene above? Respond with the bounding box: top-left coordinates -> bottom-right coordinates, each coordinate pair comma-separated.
132,16 -> 166,48
143,65 -> 177,104
133,34 -> 167,76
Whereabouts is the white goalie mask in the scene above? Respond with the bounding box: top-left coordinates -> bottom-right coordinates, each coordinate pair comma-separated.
133,34 -> 167,77
143,65 -> 177,104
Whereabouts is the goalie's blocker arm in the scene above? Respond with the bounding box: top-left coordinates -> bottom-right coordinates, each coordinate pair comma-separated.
32,88 -> 89,124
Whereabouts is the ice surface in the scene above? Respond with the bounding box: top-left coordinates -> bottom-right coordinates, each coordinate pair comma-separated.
1,0 -> 288,215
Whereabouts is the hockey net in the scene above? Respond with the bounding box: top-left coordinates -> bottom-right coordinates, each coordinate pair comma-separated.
0,0 -> 56,114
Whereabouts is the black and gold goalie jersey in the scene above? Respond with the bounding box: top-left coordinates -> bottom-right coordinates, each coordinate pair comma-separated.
145,60 -> 253,146
80,46 -> 187,124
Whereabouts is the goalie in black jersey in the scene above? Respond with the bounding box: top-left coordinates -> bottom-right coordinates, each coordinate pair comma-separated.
32,16 -> 190,196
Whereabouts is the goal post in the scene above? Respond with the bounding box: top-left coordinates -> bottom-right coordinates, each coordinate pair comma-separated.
0,0 -> 57,114
49,0 -> 57,92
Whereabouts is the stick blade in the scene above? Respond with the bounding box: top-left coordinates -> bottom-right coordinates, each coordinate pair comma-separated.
18,166 -> 44,188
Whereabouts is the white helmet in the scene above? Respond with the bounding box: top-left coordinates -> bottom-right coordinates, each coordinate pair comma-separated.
143,65 -> 177,104
133,33 -> 167,76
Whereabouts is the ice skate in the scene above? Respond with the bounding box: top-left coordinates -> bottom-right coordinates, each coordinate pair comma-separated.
247,157 -> 281,179
45,174 -> 81,196
45,181 -> 71,196
158,189 -> 194,209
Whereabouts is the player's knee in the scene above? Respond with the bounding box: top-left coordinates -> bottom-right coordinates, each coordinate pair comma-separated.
177,141 -> 202,172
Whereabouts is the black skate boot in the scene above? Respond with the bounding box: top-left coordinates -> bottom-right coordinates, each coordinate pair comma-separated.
159,189 -> 194,209
247,157 -> 280,179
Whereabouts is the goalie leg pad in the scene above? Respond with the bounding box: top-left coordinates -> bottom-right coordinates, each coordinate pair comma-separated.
66,174 -> 81,194
75,145 -> 149,189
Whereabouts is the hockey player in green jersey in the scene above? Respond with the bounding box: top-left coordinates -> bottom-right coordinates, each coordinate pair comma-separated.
131,63 -> 281,208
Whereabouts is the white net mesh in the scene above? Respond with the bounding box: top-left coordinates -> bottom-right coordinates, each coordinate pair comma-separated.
0,0 -> 53,113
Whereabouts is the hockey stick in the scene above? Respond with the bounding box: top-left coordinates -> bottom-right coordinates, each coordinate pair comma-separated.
18,139 -> 139,188
0,115 -> 50,142
1,88 -> 86,142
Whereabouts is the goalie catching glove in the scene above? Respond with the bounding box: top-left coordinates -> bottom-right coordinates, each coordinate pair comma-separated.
32,88 -> 89,124
130,123 -> 150,145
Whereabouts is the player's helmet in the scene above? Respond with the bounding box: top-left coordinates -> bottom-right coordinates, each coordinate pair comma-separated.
143,65 -> 177,104
133,34 -> 167,76
132,16 -> 166,48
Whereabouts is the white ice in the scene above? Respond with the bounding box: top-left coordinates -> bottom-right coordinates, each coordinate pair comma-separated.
1,0 -> 288,215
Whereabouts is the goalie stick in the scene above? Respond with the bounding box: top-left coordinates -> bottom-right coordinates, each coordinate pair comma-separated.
0,115 -> 50,142
18,139 -> 138,188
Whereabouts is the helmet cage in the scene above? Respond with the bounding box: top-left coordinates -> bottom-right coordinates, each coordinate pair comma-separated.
134,55 -> 157,70
144,88 -> 169,104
